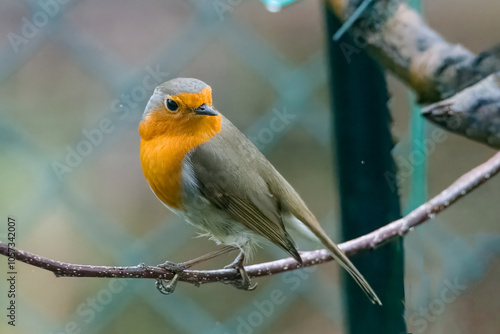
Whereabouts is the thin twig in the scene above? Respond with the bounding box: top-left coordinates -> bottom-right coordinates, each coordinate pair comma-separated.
1,151 -> 500,287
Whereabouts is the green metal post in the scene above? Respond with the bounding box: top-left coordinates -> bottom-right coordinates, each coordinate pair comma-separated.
324,5 -> 407,334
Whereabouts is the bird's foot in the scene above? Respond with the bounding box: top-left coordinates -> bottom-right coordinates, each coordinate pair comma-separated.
158,260 -> 191,272
155,261 -> 191,295
224,252 -> 257,291
153,247 -> 240,295
155,275 -> 180,295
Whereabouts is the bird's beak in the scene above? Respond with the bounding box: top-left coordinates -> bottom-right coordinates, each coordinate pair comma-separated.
194,104 -> 218,116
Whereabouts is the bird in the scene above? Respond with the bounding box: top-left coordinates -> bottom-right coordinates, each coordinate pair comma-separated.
139,77 -> 381,305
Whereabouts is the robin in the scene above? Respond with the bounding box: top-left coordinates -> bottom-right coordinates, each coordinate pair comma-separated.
139,77 -> 381,305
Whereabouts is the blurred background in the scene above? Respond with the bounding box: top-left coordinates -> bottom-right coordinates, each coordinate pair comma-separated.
0,0 -> 499,333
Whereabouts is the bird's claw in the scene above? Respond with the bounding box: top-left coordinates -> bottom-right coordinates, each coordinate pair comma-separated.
224,263 -> 257,291
158,260 -> 190,272
155,261 -> 189,295
155,275 -> 180,295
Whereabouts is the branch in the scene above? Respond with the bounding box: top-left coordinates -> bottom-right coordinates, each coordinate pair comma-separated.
327,0 -> 500,149
2,151 -> 500,288
423,72 -> 500,148
327,0 -> 500,103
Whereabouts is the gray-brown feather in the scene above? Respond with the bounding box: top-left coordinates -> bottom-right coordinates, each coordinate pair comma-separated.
190,116 -> 302,263
187,116 -> 381,304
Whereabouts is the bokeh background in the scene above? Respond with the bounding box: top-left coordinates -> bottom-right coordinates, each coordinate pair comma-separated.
1,0 -> 499,333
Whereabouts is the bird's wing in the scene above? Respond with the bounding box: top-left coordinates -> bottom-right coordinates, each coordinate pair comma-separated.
189,116 -> 301,263
264,143 -> 383,305
191,116 -> 381,305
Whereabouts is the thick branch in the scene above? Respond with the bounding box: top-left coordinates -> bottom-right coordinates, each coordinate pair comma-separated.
327,0 -> 500,148
2,151 -> 500,287
328,0 -> 500,104
423,72 -> 500,148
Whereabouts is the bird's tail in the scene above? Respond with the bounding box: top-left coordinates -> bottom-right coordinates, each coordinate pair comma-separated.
271,172 -> 381,305
288,212 -> 382,306
313,229 -> 382,305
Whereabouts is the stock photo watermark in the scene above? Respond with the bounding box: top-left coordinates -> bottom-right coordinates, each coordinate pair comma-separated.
7,0 -> 75,54
406,277 -> 468,333
222,265 -> 318,334
334,0 -> 416,64
213,0 -> 244,20
384,108 -> 467,193
5,217 -> 18,327
248,106 -> 297,151
51,65 -> 169,182
384,126 -> 448,192
47,279 -> 129,334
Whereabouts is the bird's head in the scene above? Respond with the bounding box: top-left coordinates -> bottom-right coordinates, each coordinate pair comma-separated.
139,78 -> 220,140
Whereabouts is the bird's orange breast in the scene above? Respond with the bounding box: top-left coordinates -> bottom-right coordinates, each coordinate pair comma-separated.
139,112 -> 221,209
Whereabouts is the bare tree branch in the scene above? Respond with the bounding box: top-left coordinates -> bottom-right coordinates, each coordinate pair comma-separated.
328,0 -> 500,103
2,151 -> 499,288
327,0 -> 500,148
423,72 -> 500,148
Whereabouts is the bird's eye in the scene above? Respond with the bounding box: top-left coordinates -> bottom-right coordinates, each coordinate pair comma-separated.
165,99 -> 178,112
